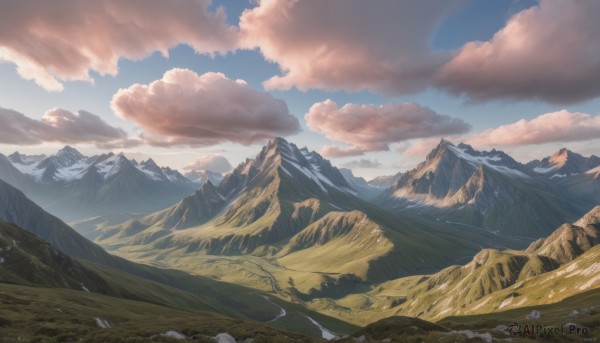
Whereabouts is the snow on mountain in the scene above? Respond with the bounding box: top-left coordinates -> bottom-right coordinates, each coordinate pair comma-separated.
446,144 -> 531,179
184,170 -> 224,186
3,146 -> 197,221
528,148 -> 600,177
377,139 -> 579,236
587,166 -> 600,179
11,148 -> 191,185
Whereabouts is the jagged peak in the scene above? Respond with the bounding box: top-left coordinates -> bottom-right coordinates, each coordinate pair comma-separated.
439,138 -> 454,146
57,145 -> 83,157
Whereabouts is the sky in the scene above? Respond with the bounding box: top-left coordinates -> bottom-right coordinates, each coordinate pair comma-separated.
1,0 -> 600,179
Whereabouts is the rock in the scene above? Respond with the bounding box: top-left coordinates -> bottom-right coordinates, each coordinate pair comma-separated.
215,333 -> 236,343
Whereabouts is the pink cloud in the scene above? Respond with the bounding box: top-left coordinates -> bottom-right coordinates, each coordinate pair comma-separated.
436,0 -> 600,103
111,68 -> 301,147
397,138 -> 445,158
0,107 -> 128,146
239,0 -> 466,93
0,0 -> 238,91
305,99 -> 470,157
466,110 -> 600,147
183,155 -> 232,173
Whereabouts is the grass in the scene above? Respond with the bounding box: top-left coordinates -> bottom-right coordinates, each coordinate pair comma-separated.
0,283 -> 320,343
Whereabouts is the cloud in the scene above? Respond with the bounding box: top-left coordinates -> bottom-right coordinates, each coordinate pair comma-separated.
239,0 -> 466,94
341,159 -> 382,169
111,68 -> 301,147
466,110 -> 600,147
183,155 -> 232,173
436,0 -> 600,104
397,138 -> 445,158
305,99 -> 470,157
0,0 -> 238,91
0,107 -> 129,147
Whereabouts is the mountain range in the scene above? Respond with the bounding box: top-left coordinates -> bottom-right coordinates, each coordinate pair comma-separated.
377,140 -> 598,237
0,137 -> 599,341
0,146 -> 222,222
97,138 -> 495,286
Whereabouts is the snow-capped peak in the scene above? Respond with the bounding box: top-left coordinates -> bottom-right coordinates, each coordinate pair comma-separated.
447,143 -> 530,179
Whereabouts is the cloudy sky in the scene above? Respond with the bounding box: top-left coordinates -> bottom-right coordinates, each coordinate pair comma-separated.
1,0 -> 600,179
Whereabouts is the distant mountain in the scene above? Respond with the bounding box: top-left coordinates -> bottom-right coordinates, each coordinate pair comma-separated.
184,169 -> 224,185
367,173 -> 403,188
99,137 -> 488,288
3,146 -> 197,221
339,168 -> 385,201
377,140 -> 581,237
556,165 -> 600,206
527,148 -> 600,178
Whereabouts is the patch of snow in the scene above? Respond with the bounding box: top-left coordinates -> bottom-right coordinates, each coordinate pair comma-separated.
80,283 -> 90,292
448,145 -> 530,179
555,262 -> 579,277
161,331 -> 186,340
136,166 -> 163,181
0,257 -> 5,265
498,296 -> 514,309
579,262 -> 600,276
94,317 -> 111,329
534,165 -> 559,174
304,315 -> 336,340
586,166 -> 600,177
579,275 -> 600,290
550,173 -> 567,179
286,160 -> 329,193
12,162 -> 46,181
471,297 -> 491,311
215,333 -> 236,343
279,166 -> 293,177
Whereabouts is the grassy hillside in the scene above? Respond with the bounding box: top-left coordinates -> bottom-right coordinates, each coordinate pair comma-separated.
0,283 -> 320,343
305,207 -> 600,326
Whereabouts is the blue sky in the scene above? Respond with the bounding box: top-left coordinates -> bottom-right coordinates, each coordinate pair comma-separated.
1,0 -> 599,179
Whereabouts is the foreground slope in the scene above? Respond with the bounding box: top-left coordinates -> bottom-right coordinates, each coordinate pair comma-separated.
0,179 -> 357,336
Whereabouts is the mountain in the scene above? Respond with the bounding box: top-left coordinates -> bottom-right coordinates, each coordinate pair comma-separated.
99,138 -> 492,295
184,169 -> 224,185
527,148 -> 600,178
0,221 -> 112,292
0,178 -> 135,267
367,173 -> 403,188
5,146 -> 197,221
377,140 -> 581,237
314,206 -> 600,326
339,168 -> 385,201
559,165 -> 600,205
0,153 -> 39,196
